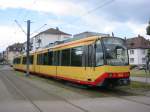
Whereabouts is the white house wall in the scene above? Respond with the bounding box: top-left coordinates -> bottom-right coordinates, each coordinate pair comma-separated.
128,49 -> 147,65
32,33 -> 71,51
7,51 -> 20,65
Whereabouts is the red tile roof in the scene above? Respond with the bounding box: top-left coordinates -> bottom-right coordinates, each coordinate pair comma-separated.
126,35 -> 150,49
7,43 -> 24,52
35,28 -> 71,37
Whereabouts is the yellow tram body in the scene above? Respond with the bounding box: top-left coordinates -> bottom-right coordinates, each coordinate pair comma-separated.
13,36 -> 130,86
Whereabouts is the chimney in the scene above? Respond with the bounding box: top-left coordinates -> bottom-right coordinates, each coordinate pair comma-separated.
124,36 -> 127,40
56,27 -> 59,31
138,34 -> 141,37
112,32 -> 114,37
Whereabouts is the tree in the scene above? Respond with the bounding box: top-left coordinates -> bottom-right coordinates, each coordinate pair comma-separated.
146,20 -> 150,35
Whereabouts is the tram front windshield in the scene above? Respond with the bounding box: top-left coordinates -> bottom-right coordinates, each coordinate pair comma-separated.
102,37 -> 129,66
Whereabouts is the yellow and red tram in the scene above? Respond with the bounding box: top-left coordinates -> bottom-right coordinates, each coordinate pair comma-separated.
13,36 -> 130,87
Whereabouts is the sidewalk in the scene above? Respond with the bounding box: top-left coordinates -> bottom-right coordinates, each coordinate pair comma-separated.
131,77 -> 150,84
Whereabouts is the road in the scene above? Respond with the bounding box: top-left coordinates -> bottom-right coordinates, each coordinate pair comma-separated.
0,65 -> 150,112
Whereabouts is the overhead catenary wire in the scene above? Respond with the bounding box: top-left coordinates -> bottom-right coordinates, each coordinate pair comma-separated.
14,20 -> 26,35
30,24 -> 47,36
12,0 -> 37,35
63,0 -> 115,26
12,0 -> 37,37
12,0 -> 115,41
85,0 -> 115,16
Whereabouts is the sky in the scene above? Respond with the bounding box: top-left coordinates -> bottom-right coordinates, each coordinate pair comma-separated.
0,0 -> 150,52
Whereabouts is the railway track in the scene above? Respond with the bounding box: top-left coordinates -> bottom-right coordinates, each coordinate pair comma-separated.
0,70 -> 43,112
27,73 -> 150,107
0,69 -> 89,112
66,82 -> 150,106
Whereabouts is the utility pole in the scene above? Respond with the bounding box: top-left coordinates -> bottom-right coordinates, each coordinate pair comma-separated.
26,20 -> 31,77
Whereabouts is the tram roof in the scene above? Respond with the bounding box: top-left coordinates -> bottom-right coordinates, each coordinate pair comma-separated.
35,35 -> 107,52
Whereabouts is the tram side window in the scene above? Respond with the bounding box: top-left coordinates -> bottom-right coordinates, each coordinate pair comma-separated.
96,40 -> 104,66
53,51 -> 60,66
48,51 -> 53,65
61,49 -> 70,66
71,46 -> 83,66
43,52 -> 48,65
37,54 -> 43,65
13,58 -> 15,64
88,45 -> 93,67
18,58 -> 21,64
13,58 -> 16,64
22,57 -> 27,64
30,55 -> 33,64
13,58 -> 21,64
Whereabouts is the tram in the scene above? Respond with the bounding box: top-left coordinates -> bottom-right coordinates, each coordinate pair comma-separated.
13,36 -> 130,87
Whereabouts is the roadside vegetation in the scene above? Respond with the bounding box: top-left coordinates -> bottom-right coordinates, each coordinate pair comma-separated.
119,81 -> 150,96
129,81 -> 150,89
15,71 -> 150,96
130,69 -> 150,78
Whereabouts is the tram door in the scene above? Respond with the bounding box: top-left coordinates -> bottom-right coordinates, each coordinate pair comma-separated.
84,44 -> 96,81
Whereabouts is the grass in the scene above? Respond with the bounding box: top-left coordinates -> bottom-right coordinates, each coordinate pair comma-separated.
119,81 -> 150,95
130,69 -> 150,77
15,71 -> 150,89
0,65 -> 3,68
129,81 -> 150,89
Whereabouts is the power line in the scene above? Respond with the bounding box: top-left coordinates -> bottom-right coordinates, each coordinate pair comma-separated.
30,24 -> 47,36
85,0 -> 115,16
64,0 -> 115,25
14,20 -> 26,35
13,0 -> 37,36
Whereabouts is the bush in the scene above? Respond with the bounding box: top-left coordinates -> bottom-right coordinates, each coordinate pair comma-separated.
130,65 -> 137,70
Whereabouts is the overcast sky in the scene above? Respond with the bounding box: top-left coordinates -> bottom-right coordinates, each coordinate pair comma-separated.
0,0 -> 150,52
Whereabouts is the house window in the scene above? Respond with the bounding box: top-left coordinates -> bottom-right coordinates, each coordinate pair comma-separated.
142,58 -> 146,63
130,58 -> 134,63
130,49 -> 134,54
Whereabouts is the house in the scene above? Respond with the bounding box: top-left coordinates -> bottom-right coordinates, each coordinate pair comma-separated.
0,52 -> 2,60
0,51 -> 7,64
0,52 -> 3,64
6,43 -> 24,65
23,27 -> 71,52
126,35 -> 150,65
